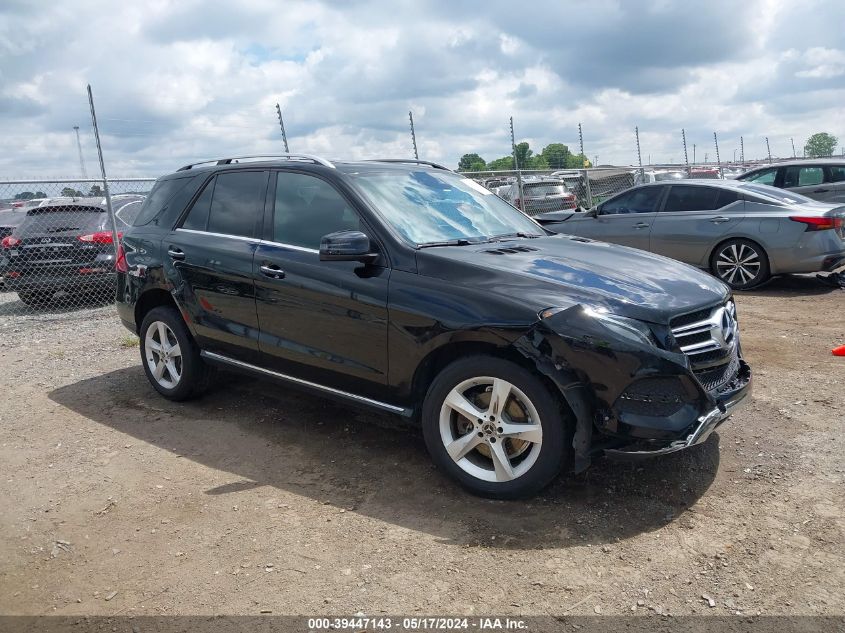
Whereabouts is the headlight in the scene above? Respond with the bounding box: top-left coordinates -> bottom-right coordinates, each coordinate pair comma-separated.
539,305 -> 657,347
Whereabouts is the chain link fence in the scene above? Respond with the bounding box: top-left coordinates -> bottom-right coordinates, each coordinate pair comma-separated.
0,179 -> 155,325
460,162 -> 757,212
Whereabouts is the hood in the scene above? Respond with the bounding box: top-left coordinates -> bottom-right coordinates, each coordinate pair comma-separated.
415,234 -> 729,325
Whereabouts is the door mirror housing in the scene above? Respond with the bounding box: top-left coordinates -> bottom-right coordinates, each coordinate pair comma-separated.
585,207 -> 598,218
319,230 -> 378,263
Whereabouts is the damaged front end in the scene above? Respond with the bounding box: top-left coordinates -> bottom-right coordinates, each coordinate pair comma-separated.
513,301 -> 752,472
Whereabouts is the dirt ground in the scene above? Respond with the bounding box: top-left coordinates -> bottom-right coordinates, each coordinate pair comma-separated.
0,276 -> 842,618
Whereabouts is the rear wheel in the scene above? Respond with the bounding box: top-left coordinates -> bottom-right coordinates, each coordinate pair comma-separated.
139,306 -> 214,401
421,356 -> 571,499
710,238 -> 770,290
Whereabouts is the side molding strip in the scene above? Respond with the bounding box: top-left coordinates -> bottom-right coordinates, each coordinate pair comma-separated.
200,351 -> 411,416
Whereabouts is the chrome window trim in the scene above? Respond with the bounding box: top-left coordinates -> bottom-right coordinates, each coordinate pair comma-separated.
175,228 -> 258,243
258,240 -> 319,254
200,351 -> 407,415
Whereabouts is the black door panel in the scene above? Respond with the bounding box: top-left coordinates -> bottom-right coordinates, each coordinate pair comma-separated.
254,242 -> 390,395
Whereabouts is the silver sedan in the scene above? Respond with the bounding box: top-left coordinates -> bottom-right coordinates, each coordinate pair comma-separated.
537,180 -> 845,289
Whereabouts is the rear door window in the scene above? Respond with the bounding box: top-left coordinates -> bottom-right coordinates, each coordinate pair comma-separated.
825,166 -> 845,183
715,189 -> 740,208
181,171 -> 267,238
524,183 -> 566,196
664,185 -> 720,211
783,166 -> 824,187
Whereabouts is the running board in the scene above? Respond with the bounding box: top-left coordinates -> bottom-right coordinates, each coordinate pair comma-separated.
200,351 -> 412,417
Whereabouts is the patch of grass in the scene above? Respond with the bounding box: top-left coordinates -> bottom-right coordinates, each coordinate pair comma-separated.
118,335 -> 139,349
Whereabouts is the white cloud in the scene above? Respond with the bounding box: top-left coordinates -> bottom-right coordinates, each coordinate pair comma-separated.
0,0 -> 843,178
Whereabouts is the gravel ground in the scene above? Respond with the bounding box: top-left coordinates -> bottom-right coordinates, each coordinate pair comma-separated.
0,277 -> 843,617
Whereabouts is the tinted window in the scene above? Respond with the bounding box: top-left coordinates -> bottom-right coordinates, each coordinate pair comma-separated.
182,178 -> 214,231
783,166 -> 823,187
133,177 -> 192,226
181,172 -> 266,237
207,171 -> 266,238
274,172 -> 361,249
715,189 -> 740,208
744,168 -> 777,185
827,166 -> 845,183
114,199 -> 144,226
601,187 -> 662,215
664,185 -> 720,212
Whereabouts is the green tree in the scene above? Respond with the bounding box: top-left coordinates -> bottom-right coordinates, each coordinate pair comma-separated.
13,191 -> 46,200
457,153 -> 486,171
88,184 -> 103,197
61,187 -> 84,197
514,142 -> 533,169
804,132 -> 838,158
540,143 -> 572,169
487,156 -> 516,170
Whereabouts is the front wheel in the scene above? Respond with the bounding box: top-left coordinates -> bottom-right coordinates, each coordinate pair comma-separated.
139,306 -> 214,401
421,356 -> 571,499
710,238 -> 770,289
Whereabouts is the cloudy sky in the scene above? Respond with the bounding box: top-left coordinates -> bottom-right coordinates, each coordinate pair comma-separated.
1,0 -> 844,178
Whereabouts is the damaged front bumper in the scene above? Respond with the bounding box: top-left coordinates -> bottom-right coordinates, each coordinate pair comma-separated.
604,370 -> 750,458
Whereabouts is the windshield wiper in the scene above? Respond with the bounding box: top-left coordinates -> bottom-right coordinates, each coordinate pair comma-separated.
418,238 -> 477,248
489,232 -> 543,241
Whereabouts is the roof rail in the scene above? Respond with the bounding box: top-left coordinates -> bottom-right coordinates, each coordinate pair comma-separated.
176,154 -> 335,171
365,159 -> 451,171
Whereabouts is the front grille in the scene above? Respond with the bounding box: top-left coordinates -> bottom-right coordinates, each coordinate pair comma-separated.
693,346 -> 740,392
671,300 -> 742,393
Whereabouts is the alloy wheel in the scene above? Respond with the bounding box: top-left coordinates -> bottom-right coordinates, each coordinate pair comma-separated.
438,377 -> 543,483
144,321 -> 183,389
715,242 -> 761,286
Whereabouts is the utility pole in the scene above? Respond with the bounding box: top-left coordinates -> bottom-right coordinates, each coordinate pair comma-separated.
509,116 -> 524,209
73,126 -> 88,179
87,85 -> 119,258
409,111 -> 419,160
693,143 -> 696,164
275,103 -> 289,153
791,137 -> 796,158
765,137 -> 772,162
682,129 -> 689,170
740,136 -> 745,163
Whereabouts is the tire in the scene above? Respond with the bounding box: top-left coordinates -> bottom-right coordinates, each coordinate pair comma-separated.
710,238 -> 770,290
18,291 -> 54,307
139,305 -> 214,401
421,355 -> 572,499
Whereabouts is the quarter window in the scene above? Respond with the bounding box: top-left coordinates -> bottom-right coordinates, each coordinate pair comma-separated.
600,187 -> 662,214
825,166 -> 845,183
273,172 -> 361,249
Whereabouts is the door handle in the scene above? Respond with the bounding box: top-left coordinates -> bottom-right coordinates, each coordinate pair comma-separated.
709,216 -> 731,224
813,188 -> 829,193
633,222 -> 650,229
167,247 -> 185,261
260,264 -> 286,280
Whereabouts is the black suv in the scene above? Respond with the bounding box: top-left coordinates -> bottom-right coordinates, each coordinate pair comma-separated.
116,155 -> 751,498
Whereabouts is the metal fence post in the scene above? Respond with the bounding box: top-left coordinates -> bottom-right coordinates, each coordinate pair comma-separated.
583,168 -> 593,209
275,103 -> 290,153
682,129 -> 690,176
509,117 -> 524,210
409,111 -> 419,160
635,126 -> 644,181
714,131 -> 722,178
766,137 -> 772,163
87,85 -> 120,259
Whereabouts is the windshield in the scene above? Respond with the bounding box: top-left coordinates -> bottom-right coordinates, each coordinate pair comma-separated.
738,183 -> 814,206
349,169 -> 543,245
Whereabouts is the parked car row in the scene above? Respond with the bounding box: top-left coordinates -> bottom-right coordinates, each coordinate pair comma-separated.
0,195 -> 145,306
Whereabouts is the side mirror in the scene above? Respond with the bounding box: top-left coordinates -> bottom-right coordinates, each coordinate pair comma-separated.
585,207 -> 598,218
319,230 -> 378,263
